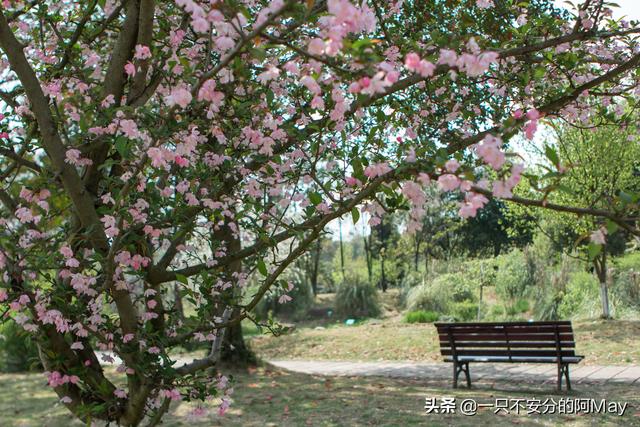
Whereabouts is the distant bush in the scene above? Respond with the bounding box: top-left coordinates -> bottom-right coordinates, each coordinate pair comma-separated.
452,301 -> 478,321
0,320 -> 41,373
495,249 -> 535,302
612,269 -> 640,311
558,271 -> 600,319
507,299 -> 529,315
335,274 -> 381,318
406,272 -> 477,314
404,310 -> 439,323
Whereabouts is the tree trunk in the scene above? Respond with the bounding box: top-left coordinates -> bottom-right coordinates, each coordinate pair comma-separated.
339,219 -> 345,280
414,236 -> 421,271
380,256 -> 387,292
219,226 -> 255,365
310,238 -> 321,295
173,282 -> 184,320
364,234 -> 373,284
593,249 -> 611,319
220,308 -> 256,366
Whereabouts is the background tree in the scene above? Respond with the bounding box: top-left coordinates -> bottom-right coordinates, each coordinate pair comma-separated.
511,122 -> 640,317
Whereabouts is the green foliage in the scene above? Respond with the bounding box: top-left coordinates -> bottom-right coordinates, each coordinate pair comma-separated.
334,274 -> 381,319
494,249 -> 535,301
452,301 -> 478,321
406,272 -> 477,314
513,298 -> 530,314
0,321 -> 41,373
611,269 -> 640,312
558,271 -> 600,319
404,310 -> 440,323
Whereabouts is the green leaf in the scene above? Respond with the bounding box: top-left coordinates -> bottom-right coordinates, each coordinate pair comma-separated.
308,192 -> 322,206
175,274 -> 189,285
257,259 -> 268,276
605,220 -> 619,235
544,145 -> 560,166
588,242 -> 602,260
351,207 -> 360,224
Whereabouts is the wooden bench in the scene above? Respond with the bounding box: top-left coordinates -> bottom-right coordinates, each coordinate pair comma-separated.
435,321 -> 583,391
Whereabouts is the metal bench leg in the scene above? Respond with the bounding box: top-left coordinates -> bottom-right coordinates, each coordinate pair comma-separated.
463,362 -> 471,388
563,364 -> 571,390
453,361 -> 471,388
453,361 -> 458,388
557,363 -> 562,391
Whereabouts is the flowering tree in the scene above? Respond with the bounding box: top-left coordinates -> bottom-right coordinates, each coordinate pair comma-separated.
1,0 -> 639,424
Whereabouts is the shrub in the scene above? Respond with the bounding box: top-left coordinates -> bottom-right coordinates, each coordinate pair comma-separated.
509,298 -> 529,314
495,249 -> 535,301
0,320 -> 41,373
611,269 -> 640,310
404,310 -> 439,323
452,300 -> 478,321
405,272 -> 477,314
558,271 -> 600,319
335,274 -> 381,318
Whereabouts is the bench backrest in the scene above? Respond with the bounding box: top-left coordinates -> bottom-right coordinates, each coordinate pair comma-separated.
434,321 -> 577,361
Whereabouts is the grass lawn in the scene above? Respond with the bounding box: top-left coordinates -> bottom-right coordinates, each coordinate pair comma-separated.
2,365 -> 639,426
250,318 -> 640,365
249,289 -> 640,365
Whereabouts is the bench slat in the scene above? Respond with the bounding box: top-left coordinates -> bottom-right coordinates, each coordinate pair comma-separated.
437,333 -> 574,341
436,325 -> 573,334
443,355 -> 584,363
439,341 -> 576,348
435,321 -> 572,327
440,349 -> 577,357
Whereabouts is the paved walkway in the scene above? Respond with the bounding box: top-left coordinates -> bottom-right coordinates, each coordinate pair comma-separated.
95,351 -> 640,386
268,360 -> 640,385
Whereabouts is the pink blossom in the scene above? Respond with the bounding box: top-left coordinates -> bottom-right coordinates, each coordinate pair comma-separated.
526,108 -> 540,120
437,174 -> 460,191
161,388 -> 182,401
166,87 -> 193,108
124,62 -> 136,76
475,134 -> 505,170
101,215 -> 119,238
524,119 -> 538,140
445,159 -> 460,172
300,75 -> 321,95
405,53 -> 435,77
134,45 -> 151,60
65,149 -> 93,167
492,180 -> 513,198
345,176 -> 361,187
308,38 -> 326,55
218,397 -> 231,416
438,49 -> 458,67
257,66 -> 281,85
278,294 -> 292,304
311,95 -> 325,110
404,53 -> 421,69
364,162 -> 392,178
476,0 -> 494,8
